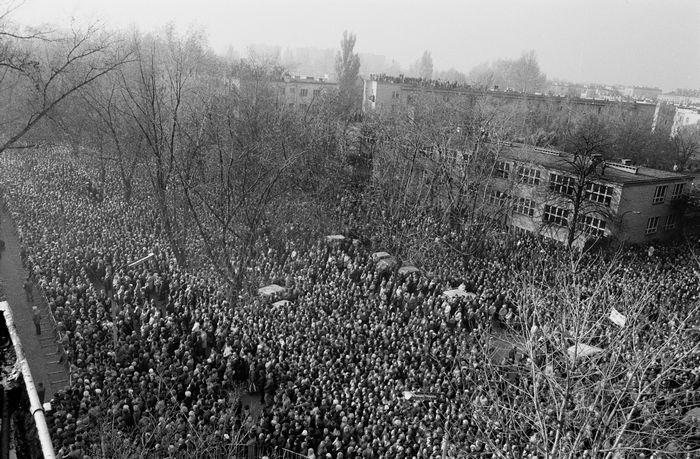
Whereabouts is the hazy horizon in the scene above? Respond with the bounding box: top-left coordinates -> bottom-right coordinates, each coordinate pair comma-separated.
11,0 -> 700,91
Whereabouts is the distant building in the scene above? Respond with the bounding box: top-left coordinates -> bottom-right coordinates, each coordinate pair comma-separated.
580,85 -> 623,101
487,143 -> 693,245
547,82 -> 584,98
274,74 -> 337,110
652,103 -> 700,137
362,75 -> 657,123
670,107 -> 700,136
658,93 -> 700,107
623,86 -> 662,101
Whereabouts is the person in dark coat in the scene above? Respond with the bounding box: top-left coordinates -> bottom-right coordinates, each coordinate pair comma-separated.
32,306 -> 42,335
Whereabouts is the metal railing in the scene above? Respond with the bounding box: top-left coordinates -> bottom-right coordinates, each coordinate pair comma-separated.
1,301 -> 56,459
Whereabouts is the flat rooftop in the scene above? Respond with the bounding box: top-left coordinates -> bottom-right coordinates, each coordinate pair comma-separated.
501,143 -> 693,185
367,75 -> 656,108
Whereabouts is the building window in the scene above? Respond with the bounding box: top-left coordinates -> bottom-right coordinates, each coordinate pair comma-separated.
652,185 -> 667,204
313,89 -> 321,97
543,205 -> 569,227
289,87 -> 295,94
514,197 -> 535,217
549,173 -> 576,196
585,182 -> 614,207
581,215 -> 606,238
494,161 -> 510,179
517,166 -> 541,185
486,189 -> 508,206
671,183 -> 685,200
279,87 -> 285,95
392,91 -> 401,100
300,89 -> 308,97
664,214 -> 678,230
645,216 -> 659,234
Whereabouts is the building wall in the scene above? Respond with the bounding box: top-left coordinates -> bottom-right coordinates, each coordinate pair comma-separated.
362,80 -> 656,124
276,80 -> 337,109
624,87 -> 662,101
362,80 -> 377,112
502,167 -> 622,246
671,107 -> 700,136
658,94 -> 700,107
616,181 -> 688,243
487,153 -> 691,245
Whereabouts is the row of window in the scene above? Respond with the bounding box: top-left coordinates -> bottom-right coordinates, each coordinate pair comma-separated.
542,205 -> 608,237
517,166 -> 541,185
280,87 -> 322,97
653,183 -> 685,204
486,189 -> 508,207
487,192 -> 558,221
549,173 -> 577,196
514,197 -> 536,217
543,204 -> 570,227
495,162 -> 686,207
646,214 -> 678,234
496,197 -> 680,238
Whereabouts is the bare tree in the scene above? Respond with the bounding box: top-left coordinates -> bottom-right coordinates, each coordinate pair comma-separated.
670,125 -> 700,172
357,95 -> 520,262
81,75 -> 143,202
117,27 -> 215,266
0,4 -> 129,153
539,116 -> 614,249
178,61 -> 341,292
334,30 -> 360,119
458,251 -> 700,457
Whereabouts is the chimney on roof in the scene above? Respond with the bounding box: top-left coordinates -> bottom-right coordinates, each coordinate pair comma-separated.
621,159 -> 633,166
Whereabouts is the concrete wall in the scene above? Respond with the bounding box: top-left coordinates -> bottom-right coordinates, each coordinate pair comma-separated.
277,81 -> 336,108
617,181 -> 688,243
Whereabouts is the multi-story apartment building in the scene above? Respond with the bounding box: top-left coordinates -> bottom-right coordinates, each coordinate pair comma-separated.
670,107 -> 700,136
274,75 -> 337,110
623,86 -> 663,101
488,143 -> 693,245
362,75 -> 657,122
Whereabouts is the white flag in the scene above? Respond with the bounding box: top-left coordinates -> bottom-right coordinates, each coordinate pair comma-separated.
609,308 -> 627,327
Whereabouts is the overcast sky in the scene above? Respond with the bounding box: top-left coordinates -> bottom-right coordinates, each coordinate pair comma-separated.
11,0 -> 700,91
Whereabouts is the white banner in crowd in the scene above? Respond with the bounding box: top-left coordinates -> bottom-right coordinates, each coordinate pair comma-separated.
609,307 -> 627,327
128,252 -> 155,268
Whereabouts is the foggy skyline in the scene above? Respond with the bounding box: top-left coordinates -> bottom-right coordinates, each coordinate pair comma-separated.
12,0 -> 700,91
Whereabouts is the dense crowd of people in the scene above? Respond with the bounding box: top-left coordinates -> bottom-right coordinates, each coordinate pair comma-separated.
0,149 -> 699,458
368,74 -> 475,91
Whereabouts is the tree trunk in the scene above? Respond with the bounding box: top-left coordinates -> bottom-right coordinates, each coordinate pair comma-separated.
122,178 -> 133,204
154,178 -> 186,267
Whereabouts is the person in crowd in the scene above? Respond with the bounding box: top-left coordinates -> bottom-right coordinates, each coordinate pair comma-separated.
32,305 -> 42,335
23,276 -> 34,302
